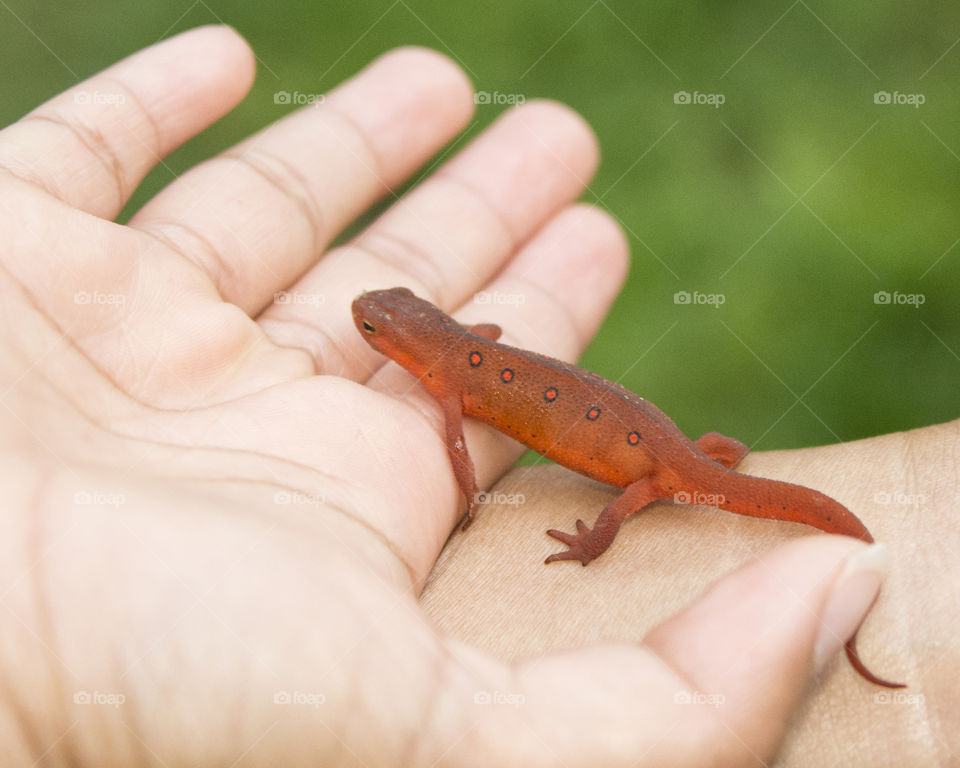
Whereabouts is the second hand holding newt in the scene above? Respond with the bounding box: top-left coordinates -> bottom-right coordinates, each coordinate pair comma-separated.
352,286 -> 904,689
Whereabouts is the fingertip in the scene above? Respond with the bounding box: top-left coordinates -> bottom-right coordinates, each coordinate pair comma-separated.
643,535 -> 867,755
553,202 -> 630,296
377,46 -> 476,116
7,22 -> 262,218
193,24 -> 257,103
326,46 -> 475,184
515,99 -> 600,181
438,98 -> 600,244
178,23 -> 254,55
202,25 -> 257,89
155,24 -> 257,91
112,24 -> 257,156
502,203 -> 629,347
813,542 -> 895,681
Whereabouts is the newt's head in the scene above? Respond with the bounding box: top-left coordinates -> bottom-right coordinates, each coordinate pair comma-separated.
352,287 -> 462,378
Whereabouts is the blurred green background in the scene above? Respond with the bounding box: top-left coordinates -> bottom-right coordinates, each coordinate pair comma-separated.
1,1 -> 957,451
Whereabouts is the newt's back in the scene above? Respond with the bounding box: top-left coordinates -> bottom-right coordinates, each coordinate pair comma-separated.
352,287 -> 696,487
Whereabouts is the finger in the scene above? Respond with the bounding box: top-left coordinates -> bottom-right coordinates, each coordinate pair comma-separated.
258,100 -> 600,378
130,47 -> 475,314
365,204 -> 628,566
0,26 -> 254,219
420,537 -> 879,767
642,536 -> 887,760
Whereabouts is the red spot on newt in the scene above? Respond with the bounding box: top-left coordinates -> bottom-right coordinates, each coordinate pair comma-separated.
351,287 -> 905,690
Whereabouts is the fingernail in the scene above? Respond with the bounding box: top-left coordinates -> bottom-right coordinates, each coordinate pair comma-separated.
813,543 -> 890,671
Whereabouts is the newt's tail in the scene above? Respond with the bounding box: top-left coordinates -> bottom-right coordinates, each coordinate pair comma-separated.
677,460 -> 873,541
845,604 -> 906,689
675,461 -> 905,688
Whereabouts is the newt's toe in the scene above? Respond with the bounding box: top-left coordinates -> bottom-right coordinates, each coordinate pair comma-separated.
546,527 -> 577,546
545,521 -> 595,565
544,550 -> 582,564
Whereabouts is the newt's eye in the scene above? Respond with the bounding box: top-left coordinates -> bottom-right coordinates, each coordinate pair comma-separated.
362,320 -> 376,334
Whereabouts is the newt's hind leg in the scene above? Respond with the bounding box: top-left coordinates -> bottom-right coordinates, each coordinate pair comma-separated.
467,322 -> 502,341
695,431 -> 749,469
546,477 -> 659,566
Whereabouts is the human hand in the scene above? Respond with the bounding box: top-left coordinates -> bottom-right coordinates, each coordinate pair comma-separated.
425,421 -> 957,765
0,25 -> 934,767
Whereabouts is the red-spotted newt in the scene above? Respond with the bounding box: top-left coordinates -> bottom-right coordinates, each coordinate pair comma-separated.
352,286 -> 904,689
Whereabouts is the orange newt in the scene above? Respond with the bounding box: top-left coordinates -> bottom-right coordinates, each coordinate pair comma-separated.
352,286 -> 904,689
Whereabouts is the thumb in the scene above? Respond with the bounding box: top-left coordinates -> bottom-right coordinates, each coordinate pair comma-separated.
441,535 -> 887,767
643,535 -> 888,761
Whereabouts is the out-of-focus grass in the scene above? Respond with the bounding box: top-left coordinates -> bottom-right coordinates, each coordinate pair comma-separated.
1,0 -> 957,453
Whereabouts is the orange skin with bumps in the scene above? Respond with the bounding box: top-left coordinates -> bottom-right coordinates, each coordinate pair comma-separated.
352,287 -> 904,689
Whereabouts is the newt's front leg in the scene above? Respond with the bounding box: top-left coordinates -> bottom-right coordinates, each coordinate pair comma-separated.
546,476 -> 659,565
437,395 -> 480,530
